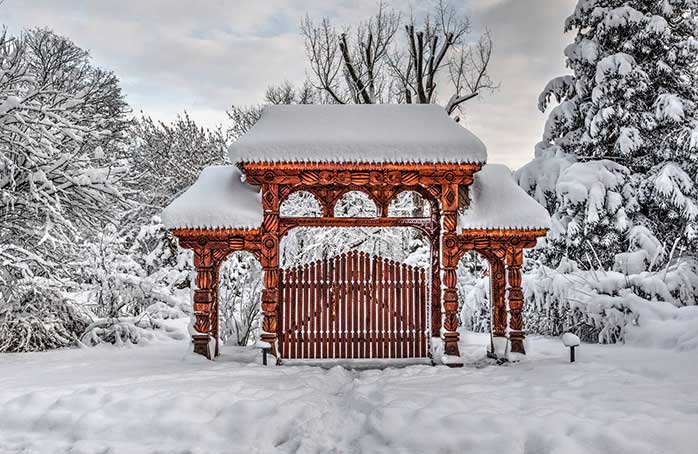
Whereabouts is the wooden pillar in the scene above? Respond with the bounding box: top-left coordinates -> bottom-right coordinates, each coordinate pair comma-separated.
261,183 -> 281,359
192,246 -> 221,359
430,208 -> 441,338
506,247 -> 525,354
440,182 -> 461,361
488,255 -> 508,358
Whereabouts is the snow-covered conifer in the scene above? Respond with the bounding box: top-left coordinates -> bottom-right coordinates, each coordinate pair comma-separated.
521,0 -> 698,264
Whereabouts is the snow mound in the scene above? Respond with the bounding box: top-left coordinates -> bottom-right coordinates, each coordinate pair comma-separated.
561,333 -> 580,347
459,164 -> 551,232
161,166 -> 262,230
228,104 -> 487,165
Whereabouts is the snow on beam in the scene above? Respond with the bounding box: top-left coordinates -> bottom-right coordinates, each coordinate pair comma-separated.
458,164 -> 552,233
228,104 -> 487,165
161,166 -> 263,230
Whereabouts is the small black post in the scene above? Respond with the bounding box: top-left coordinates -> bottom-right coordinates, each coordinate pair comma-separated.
570,345 -> 576,363
262,347 -> 268,366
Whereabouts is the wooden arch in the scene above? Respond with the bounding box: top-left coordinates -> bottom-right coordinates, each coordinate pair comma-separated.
173,161 -> 547,365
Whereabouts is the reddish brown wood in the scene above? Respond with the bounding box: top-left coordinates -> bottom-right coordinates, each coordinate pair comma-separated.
277,252 -> 429,360
320,259 -> 327,359
340,254 -> 347,359
371,256 -> 379,358
310,260 -> 317,358
507,247 -> 525,354
404,264 -> 411,358
282,268 -> 290,358
418,268 -> 426,357
173,161 -> 546,363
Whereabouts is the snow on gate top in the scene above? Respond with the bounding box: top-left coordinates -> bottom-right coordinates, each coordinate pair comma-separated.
162,105 -> 551,232
458,164 -> 551,232
228,104 -> 487,165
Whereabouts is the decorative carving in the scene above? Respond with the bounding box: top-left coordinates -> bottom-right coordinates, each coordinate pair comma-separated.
172,161 -> 546,365
507,247 -> 525,354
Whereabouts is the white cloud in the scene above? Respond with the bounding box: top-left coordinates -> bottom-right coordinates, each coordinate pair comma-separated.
0,0 -> 578,168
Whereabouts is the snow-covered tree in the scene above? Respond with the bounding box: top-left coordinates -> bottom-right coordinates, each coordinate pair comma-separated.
126,113 -> 228,231
523,0 -> 698,265
0,28 -> 130,350
301,0 -> 496,117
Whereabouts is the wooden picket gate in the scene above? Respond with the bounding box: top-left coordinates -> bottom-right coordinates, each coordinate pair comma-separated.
277,250 -> 429,360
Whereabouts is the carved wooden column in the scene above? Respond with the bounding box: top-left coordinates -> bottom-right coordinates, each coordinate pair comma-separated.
430,208 -> 441,338
260,183 -> 281,359
487,254 -> 508,358
440,182 -> 461,361
506,246 -> 526,354
192,245 -> 221,359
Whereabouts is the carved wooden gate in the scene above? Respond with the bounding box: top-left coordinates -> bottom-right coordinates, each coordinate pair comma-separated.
278,251 -> 429,360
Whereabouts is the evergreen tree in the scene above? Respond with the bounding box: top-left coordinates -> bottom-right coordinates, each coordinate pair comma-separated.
522,0 -> 698,266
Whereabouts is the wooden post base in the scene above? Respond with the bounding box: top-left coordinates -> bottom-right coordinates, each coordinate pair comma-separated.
192,334 -> 212,360
442,332 -> 461,357
510,333 -> 526,354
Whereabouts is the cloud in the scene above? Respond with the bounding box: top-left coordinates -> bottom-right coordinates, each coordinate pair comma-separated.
462,0 -> 577,168
0,0 -> 578,168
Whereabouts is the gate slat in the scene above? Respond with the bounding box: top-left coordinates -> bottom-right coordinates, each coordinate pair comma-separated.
333,255 -> 339,359
317,260 -> 327,358
292,266 -> 297,359
400,263 -> 408,358
298,266 -> 307,358
408,266 -> 419,358
337,256 -> 347,358
408,264 -> 415,358
310,261 -> 317,359
418,270 -> 429,357
283,268 -> 290,358
347,251 -> 354,359
401,263 -> 408,358
349,251 -> 359,358
370,255 -> 377,359
363,252 -> 369,358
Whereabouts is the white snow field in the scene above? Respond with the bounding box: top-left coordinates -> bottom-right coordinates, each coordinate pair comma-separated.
1,323 -> 697,454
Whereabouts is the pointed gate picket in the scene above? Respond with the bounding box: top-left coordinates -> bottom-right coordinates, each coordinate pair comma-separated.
278,251 -> 428,360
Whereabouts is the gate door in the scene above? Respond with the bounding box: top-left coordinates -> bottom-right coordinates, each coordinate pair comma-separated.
278,251 -> 428,359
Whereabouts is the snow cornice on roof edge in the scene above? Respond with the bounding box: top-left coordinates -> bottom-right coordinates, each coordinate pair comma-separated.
161,166 -> 263,231
458,164 -> 552,233
228,104 -> 487,165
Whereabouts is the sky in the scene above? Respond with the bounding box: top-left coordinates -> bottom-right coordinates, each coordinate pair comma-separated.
0,0 -> 577,168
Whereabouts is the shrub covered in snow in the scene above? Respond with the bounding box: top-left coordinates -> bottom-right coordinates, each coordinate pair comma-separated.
0,288 -> 89,353
460,253 -> 698,344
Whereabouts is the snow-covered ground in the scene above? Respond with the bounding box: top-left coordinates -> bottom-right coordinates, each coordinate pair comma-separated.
1,323 -> 697,454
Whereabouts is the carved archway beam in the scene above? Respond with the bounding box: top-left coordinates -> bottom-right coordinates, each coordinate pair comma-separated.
241,162 -> 479,188
278,181 -> 445,218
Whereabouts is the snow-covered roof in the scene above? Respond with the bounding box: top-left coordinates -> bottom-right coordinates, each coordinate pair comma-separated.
458,164 -> 551,232
162,166 -> 262,230
228,104 -> 487,165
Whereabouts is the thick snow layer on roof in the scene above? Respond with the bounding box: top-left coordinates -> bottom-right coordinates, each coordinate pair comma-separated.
162,166 -> 262,230
458,164 -> 551,232
229,104 -> 487,164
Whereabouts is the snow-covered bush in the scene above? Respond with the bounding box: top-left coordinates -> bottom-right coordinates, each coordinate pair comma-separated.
78,220 -> 190,346
0,288 -> 88,352
460,253 -> 698,343
218,252 -> 263,346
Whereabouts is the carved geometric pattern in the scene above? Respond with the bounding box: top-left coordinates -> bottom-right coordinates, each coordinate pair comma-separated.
173,162 -> 547,364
